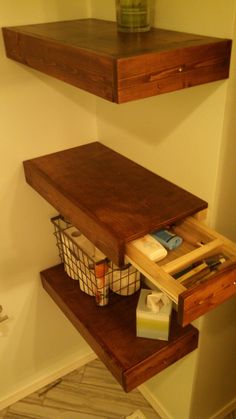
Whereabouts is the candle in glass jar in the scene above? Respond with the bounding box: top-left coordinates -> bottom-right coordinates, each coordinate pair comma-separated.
116,0 -> 150,33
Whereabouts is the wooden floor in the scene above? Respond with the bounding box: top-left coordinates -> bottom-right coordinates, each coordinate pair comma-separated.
0,359 -> 160,419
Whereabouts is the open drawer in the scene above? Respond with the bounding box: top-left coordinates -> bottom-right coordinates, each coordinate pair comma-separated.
126,216 -> 236,327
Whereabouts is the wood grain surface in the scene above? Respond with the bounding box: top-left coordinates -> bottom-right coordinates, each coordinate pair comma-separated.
41,264 -> 199,391
2,19 -> 232,103
23,142 -> 207,265
178,259 -> 236,326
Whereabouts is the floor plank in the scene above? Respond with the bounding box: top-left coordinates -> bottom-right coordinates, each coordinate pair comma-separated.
1,359 -> 160,419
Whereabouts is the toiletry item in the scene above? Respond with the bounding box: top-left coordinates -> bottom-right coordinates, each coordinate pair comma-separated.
61,226 -> 106,295
204,254 -> 226,269
146,291 -> 170,313
116,0 -> 151,33
181,255 -> 227,288
177,262 -> 209,284
174,254 -> 227,286
95,262 -> 109,306
151,229 -> 183,250
109,263 -> 140,296
173,261 -> 202,280
131,234 -> 167,261
63,226 -> 106,262
136,289 -> 172,341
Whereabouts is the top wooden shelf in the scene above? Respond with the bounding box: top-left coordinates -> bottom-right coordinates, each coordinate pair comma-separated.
2,19 -> 232,103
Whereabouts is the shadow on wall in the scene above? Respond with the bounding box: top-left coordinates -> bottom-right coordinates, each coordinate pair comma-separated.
213,16 -> 236,242
0,270 -> 90,403
0,167 -> 58,282
1,56 -> 96,122
96,81 -> 225,147
214,110 -> 236,241
0,0 -> 89,27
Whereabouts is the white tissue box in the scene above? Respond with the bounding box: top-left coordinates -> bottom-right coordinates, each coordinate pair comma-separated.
136,289 -> 172,341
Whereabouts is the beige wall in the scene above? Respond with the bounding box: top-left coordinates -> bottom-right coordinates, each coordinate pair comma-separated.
91,1 -> 236,418
214,11 -> 236,240
92,1 -> 235,226
190,12 -> 236,418
1,1 -> 236,417
0,0 -> 96,408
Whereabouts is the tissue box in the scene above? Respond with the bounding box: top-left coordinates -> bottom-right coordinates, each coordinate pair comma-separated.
136,289 -> 172,341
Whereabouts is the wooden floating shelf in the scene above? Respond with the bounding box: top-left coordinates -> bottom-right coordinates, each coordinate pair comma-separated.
23,142 -> 207,266
41,264 -> 199,392
2,19 -> 232,103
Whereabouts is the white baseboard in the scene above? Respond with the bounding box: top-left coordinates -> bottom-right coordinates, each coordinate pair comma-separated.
0,352 -> 97,411
139,385 -> 236,419
210,397 -> 236,419
139,384 -> 172,419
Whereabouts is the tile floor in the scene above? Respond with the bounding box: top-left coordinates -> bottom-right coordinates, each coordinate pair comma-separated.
0,359 -> 235,419
0,359 -> 160,419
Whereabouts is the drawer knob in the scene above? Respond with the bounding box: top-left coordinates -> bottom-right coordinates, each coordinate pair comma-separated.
234,281 -> 236,285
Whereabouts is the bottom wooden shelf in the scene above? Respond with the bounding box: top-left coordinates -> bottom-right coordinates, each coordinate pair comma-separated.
41,264 -> 199,392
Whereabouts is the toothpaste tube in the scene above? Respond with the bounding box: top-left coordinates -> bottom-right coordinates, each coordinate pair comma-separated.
151,229 -> 182,250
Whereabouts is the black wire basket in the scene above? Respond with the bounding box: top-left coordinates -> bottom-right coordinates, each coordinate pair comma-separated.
51,215 -> 141,306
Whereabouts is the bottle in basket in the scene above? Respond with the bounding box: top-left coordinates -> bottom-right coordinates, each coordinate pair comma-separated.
94,262 -> 109,306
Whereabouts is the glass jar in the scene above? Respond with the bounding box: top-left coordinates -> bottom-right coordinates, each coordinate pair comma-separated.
116,0 -> 151,33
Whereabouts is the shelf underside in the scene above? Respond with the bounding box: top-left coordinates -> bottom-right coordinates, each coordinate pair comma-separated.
2,19 -> 232,103
41,264 -> 199,391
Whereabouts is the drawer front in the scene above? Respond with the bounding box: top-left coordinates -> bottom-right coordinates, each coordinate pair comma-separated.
117,41 -> 232,103
126,216 -> 236,326
178,260 -> 236,326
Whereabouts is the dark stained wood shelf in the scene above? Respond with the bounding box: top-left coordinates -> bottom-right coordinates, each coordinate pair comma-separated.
2,19 -> 232,103
41,264 -> 199,391
23,142 -> 207,266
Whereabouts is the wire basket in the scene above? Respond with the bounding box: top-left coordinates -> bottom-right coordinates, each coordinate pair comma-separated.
51,215 -> 140,306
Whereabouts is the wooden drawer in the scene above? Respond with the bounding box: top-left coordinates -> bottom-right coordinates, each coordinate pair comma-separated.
126,216 -> 236,327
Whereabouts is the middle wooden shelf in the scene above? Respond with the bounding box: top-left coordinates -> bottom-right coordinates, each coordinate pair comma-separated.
23,141 -> 236,390
23,141 -> 207,267
23,141 -> 236,327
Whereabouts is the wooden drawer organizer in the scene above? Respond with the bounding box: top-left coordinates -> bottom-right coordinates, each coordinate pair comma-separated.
126,216 -> 236,327
23,141 -> 236,390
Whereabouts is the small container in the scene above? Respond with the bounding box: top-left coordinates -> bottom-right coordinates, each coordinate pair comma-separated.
151,229 -> 183,250
116,0 -> 151,33
94,262 -> 109,306
136,289 -> 172,341
109,263 -> 140,296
